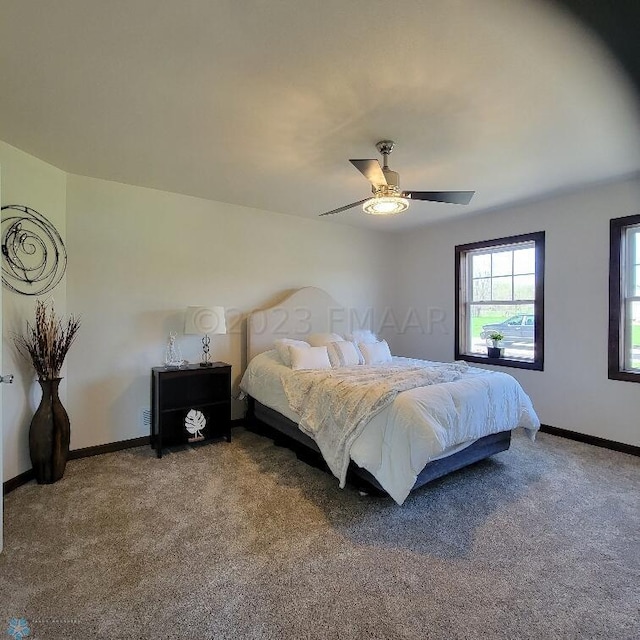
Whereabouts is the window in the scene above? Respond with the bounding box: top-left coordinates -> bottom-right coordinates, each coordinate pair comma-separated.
455,231 -> 545,370
609,214 -> 640,382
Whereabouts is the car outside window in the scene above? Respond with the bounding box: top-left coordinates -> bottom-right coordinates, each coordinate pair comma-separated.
455,232 -> 545,371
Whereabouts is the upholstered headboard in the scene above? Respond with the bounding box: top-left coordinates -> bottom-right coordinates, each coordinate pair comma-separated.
247,287 -> 348,361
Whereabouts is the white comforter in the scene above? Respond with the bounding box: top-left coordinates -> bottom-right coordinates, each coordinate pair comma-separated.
240,351 -> 540,504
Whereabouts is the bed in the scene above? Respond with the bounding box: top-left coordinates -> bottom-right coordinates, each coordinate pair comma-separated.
240,287 -> 540,504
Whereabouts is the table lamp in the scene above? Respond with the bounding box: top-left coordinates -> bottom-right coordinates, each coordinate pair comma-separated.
184,306 -> 226,367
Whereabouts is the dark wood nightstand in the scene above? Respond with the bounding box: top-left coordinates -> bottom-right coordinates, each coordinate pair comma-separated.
151,363 -> 231,458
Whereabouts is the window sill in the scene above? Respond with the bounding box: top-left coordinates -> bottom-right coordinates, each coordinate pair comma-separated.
456,353 -> 543,371
608,369 -> 640,383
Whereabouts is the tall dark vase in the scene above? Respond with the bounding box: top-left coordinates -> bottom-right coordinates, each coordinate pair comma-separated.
29,378 -> 70,484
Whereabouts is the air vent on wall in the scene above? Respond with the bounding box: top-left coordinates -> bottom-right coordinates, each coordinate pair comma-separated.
140,408 -> 151,429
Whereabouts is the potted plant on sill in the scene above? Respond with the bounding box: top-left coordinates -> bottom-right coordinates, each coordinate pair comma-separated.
487,332 -> 504,359
14,300 -> 81,484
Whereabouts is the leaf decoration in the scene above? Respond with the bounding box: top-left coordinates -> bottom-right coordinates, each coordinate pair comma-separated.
185,409 -> 206,437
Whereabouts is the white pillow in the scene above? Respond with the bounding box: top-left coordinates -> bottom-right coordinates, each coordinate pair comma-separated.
290,345 -> 332,370
274,338 -> 310,367
327,341 -> 364,367
359,340 -> 392,365
307,332 -> 344,347
347,329 -> 378,344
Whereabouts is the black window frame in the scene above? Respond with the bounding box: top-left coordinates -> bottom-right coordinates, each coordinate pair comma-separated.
455,231 -> 545,371
609,214 -> 640,383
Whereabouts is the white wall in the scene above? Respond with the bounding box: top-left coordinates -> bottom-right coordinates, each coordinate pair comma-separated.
65,175 -> 392,450
3,139 -> 639,481
0,141 -> 68,481
387,176 -> 640,447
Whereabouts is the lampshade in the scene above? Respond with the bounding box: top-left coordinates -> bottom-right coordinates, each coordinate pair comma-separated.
184,306 -> 226,335
362,196 -> 410,215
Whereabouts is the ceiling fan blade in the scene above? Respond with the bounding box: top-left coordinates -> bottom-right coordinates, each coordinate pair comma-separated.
349,159 -> 388,187
319,198 -> 369,217
403,190 -> 475,205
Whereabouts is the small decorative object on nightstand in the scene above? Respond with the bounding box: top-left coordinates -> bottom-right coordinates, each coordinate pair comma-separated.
185,409 -> 206,442
150,362 -> 231,458
164,331 -> 184,368
184,306 -> 226,367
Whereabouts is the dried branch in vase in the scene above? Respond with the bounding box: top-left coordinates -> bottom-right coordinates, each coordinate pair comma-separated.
14,300 -> 81,380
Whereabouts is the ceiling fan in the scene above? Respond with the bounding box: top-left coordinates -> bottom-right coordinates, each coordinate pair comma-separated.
319,140 -> 474,217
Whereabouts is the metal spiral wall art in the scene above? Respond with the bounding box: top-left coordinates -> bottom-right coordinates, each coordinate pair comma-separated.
1,205 -> 67,296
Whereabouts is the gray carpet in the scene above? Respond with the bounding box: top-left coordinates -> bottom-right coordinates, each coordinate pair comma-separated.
1,428 -> 638,640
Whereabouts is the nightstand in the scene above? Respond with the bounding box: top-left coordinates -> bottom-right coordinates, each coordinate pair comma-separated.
151,363 -> 231,458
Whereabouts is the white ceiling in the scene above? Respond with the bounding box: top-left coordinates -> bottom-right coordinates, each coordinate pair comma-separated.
0,0 -> 639,231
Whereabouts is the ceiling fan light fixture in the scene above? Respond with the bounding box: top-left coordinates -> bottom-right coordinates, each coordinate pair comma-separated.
318,140 -> 474,217
362,196 -> 410,216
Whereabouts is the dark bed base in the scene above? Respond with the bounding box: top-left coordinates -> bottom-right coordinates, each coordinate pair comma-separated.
246,397 -> 511,497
